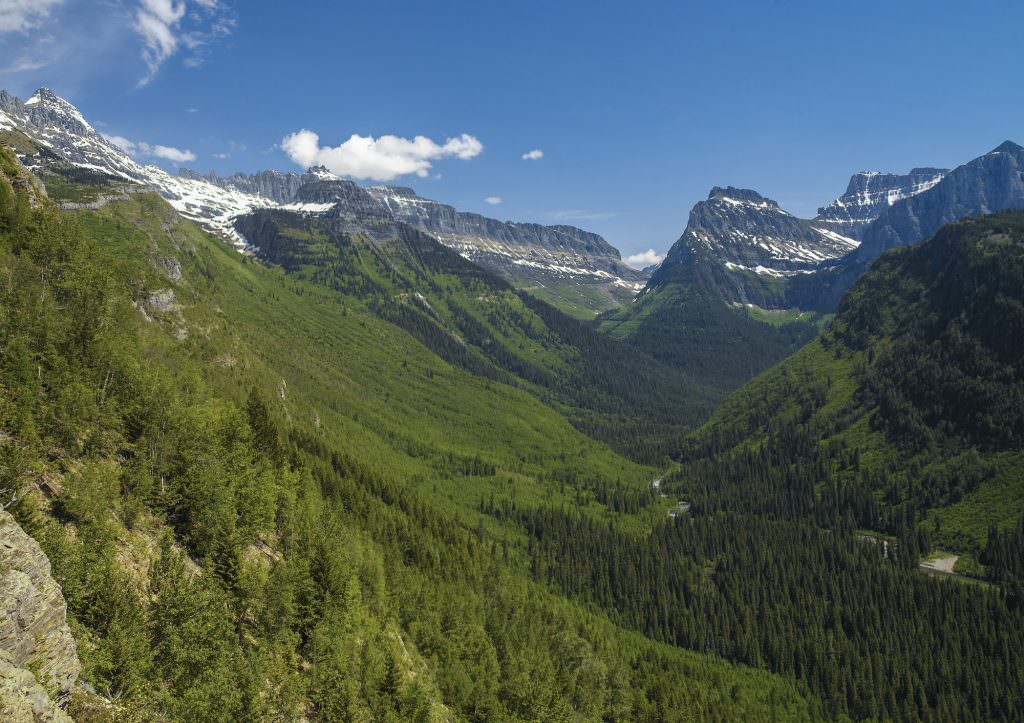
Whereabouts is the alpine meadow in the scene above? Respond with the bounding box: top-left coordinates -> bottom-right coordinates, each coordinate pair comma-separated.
0,2 -> 1023,721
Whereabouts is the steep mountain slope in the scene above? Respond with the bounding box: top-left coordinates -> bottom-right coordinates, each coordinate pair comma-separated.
1,87 -> 644,319
541,212 -> 1024,721
598,259 -> 822,393
678,211 -> 1024,552
788,141 -> 1024,309
234,182 -> 716,462
814,167 -> 947,238
191,166 -> 651,316
0,88 -> 273,247
366,184 -> 647,317
0,145 -> 820,720
598,186 -> 844,391
654,186 -> 858,279
599,151 -> 1008,392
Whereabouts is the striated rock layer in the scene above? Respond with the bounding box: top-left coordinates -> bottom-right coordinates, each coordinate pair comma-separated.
0,509 -> 81,709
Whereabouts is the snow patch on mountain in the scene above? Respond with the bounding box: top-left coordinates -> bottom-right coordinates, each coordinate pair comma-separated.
815,168 -> 948,238
0,88 -> 647,301
0,88 -> 274,250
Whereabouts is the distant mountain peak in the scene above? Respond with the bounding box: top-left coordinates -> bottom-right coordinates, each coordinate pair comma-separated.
27,87 -> 59,103
991,140 -> 1023,154
815,167 -> 948,239
649,183 -> 858,297
306,165 -> 338,180
708,186 -> 778,207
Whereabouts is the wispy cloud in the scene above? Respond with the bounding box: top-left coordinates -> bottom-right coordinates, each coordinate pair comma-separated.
0,0 -> 63,34
134,0 -> 235,86
624,249 -> 665,269
521,149 -> 544,161
135,0 -> 186,85
1,56 -> 51,73
484,196 -> 502,205
542,209 -> 616,222
102,132 -> 196,163
281,129 -> 483,181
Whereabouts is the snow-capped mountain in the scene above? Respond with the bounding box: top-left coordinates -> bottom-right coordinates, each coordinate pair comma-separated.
365,185 -> 646,293
654,186 -> 858,281
814,168 -> 948,238
177,165 -> 340,205
0,88 -> 273,248
0,88 -> 642,312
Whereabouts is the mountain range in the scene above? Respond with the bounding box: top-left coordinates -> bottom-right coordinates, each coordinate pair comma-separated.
0,88 -> 644,319
5,86 -> 1024,399
603,139 -> 1024,392
2,81 -> 1024,722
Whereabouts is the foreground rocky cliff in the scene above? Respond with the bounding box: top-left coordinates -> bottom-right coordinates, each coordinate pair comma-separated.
0,510 -> 80,721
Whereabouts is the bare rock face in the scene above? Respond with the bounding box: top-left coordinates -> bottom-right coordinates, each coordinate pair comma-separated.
0,652 -> 73,722
0,510 -> 81,708
814,168 -> 947,239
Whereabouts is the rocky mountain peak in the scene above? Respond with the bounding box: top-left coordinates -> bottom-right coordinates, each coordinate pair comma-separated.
708,186 -> 778,207
292,178 -> 387,216
305,165 -> 338,180
853,140 -> 1024,263
814,167 -> 948,239
649,186 -> 859,297
991,140 -> 1024,154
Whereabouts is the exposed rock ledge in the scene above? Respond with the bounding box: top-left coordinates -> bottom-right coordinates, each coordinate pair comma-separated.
0,509 -> 80,718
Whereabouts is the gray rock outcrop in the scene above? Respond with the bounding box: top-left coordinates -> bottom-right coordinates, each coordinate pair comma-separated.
815,168 -> 947,239
0,509 -> 81,709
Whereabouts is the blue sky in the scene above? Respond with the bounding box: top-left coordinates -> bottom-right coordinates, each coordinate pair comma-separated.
1,0 -> 1022,265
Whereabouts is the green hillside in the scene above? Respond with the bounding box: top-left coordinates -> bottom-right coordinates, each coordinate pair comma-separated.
596,258 -> 822,393
677,212 -> 1024,553
236,207 -> 717,465
522,214 -> 1024,720
0,147 -> 821,720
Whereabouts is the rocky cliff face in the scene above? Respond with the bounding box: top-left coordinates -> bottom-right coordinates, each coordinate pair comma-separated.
365,185 -> 647,299
178,165 -> 341,205
368,185 -> 623,258
0,509 -> 80,716
854,142 -> 1024,263
814,168 -> 947,239
179,168 -> 305,204
650,186 -> 858,291
786,142 -> 1024,310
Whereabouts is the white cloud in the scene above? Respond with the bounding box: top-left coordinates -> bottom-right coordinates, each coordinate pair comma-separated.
135,0 -> 186,85
281,129 -> 483,181
521,149 -> 544,161
103,134 -> 138,154
134,0 -> 234,86
102,132 -> 196,163
0,0 -> 63,34
624,249 -> 665,269
484,196 -> 502,205
1,57 -> 50,73
150,144 -> 196,162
